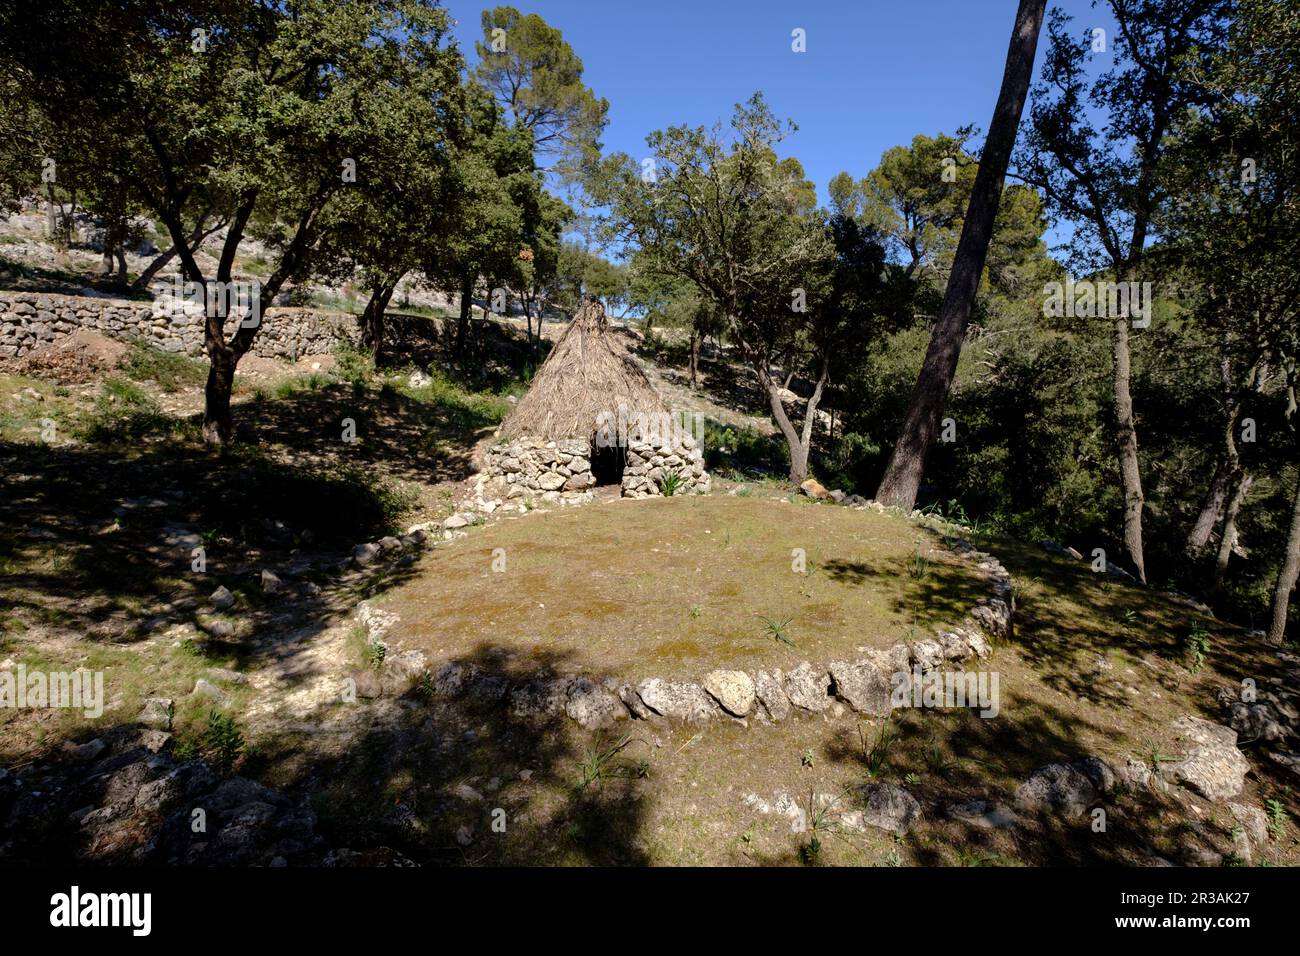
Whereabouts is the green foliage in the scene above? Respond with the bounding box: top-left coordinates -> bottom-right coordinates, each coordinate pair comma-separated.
1185,625 -> 1211,673
81,377 -> 184,444
333,342 -> 375,387
203,709 -> 245,777
761,615 -> 795,647
703,421 -> 787,478
122,342 -> 207,393
657,470 -> 684,497
860,718 -> 898,778
574,734 -> 649,794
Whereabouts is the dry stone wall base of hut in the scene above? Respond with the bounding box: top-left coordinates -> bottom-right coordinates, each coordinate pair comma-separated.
484,438 -> 597,499
620,432 -> 709,498
484,434 -> 709,499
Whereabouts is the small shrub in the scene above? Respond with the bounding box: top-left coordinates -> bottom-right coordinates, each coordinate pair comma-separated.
122,341 -> 206,392
334,341 -> 375,386
1186,625 -> 1210,673
860,718 -> 898,777
658,470 -> 684,496
203,709 -> 245,776
908,548 -> 931,580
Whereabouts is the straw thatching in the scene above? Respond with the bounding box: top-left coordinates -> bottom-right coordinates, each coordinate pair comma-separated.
499,297 -> 670,442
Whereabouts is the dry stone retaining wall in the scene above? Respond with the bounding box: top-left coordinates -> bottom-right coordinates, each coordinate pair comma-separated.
0,290 -> 368,360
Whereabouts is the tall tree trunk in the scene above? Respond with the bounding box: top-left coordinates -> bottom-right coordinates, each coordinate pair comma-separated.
45,183 -> 57,240
202,346 -> 237,446
360,281 -> 396,356
455,271 -> 473,355
1267,474 -> 1300,645
689,325 -> 700,387
1186,456 -> 1234,558
875,0 -> 1045,509
1213,472 -> 1252,593
757,355 -> 828,484
1112,317 -> 1147,582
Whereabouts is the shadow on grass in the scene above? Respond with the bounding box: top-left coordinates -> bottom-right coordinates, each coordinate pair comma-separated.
0,642 -> 653,867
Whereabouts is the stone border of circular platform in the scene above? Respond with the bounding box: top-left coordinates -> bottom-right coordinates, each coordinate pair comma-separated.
352,520 -> 1015,731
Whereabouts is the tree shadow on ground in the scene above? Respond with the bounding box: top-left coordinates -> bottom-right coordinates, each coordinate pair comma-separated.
0,642 -> 653,867
252,642 -> 653,866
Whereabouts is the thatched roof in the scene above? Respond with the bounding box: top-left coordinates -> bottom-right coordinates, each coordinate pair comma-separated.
499,297 -> 670,442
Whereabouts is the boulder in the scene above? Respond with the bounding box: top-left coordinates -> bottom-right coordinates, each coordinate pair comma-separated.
784,662 -> 831,712
565,678 -> 626,729
209,586 -> 235,611
701,669 -> 755,717
635,678 -> 716,722
828,659 -> 892,716
1165,716 -> 1251,802
1014,759 -> 1110,818
380,649 -> 428,697
1228,802 -> 1269,862
192,678 -> 230,707
859,783 -> 921,834
139,698 -> 174,731
798,478 -> 833,500
510,677 -> 574,719
1226,702 -> 1286,743
910,639 -> 944,673
754,670 -> 790,721
352,542 -> 381,567
260,569 -> 283,594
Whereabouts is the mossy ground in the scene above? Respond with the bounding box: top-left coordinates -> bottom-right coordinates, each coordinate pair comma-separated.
377,495 -> 986,682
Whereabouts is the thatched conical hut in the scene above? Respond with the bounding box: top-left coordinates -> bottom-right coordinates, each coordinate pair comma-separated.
483,298 -> 709,499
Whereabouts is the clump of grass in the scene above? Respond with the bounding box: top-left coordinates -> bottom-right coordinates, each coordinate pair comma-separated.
574,734 -> 649,794
761,615 -> 795,647
333,341 -> 375,386
860,717 -> 899,777
122,341 -> 207,392
909,547 -> 931,580
82,376 -> 184,443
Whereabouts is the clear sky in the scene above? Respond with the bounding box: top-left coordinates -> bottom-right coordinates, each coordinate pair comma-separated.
440,0 -> 1117,255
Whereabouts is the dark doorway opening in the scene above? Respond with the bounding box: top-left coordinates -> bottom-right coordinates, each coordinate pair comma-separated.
591,443 -> 626,486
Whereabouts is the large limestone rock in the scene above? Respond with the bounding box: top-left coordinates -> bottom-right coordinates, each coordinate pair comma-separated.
754,670 -> 790,721
828,659 -> 892,716
701,670 -> 755,717
1014,758 -> 1113,818
783,662 -> 831,712
635,678 -> 716,722
565,678 -> 626,729
1165,716 -> 1251,802
858,783 -> 921,835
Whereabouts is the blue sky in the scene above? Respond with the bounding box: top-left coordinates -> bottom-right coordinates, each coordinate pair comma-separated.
442,0 -> 1115,202
440,0 -> 1123,261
